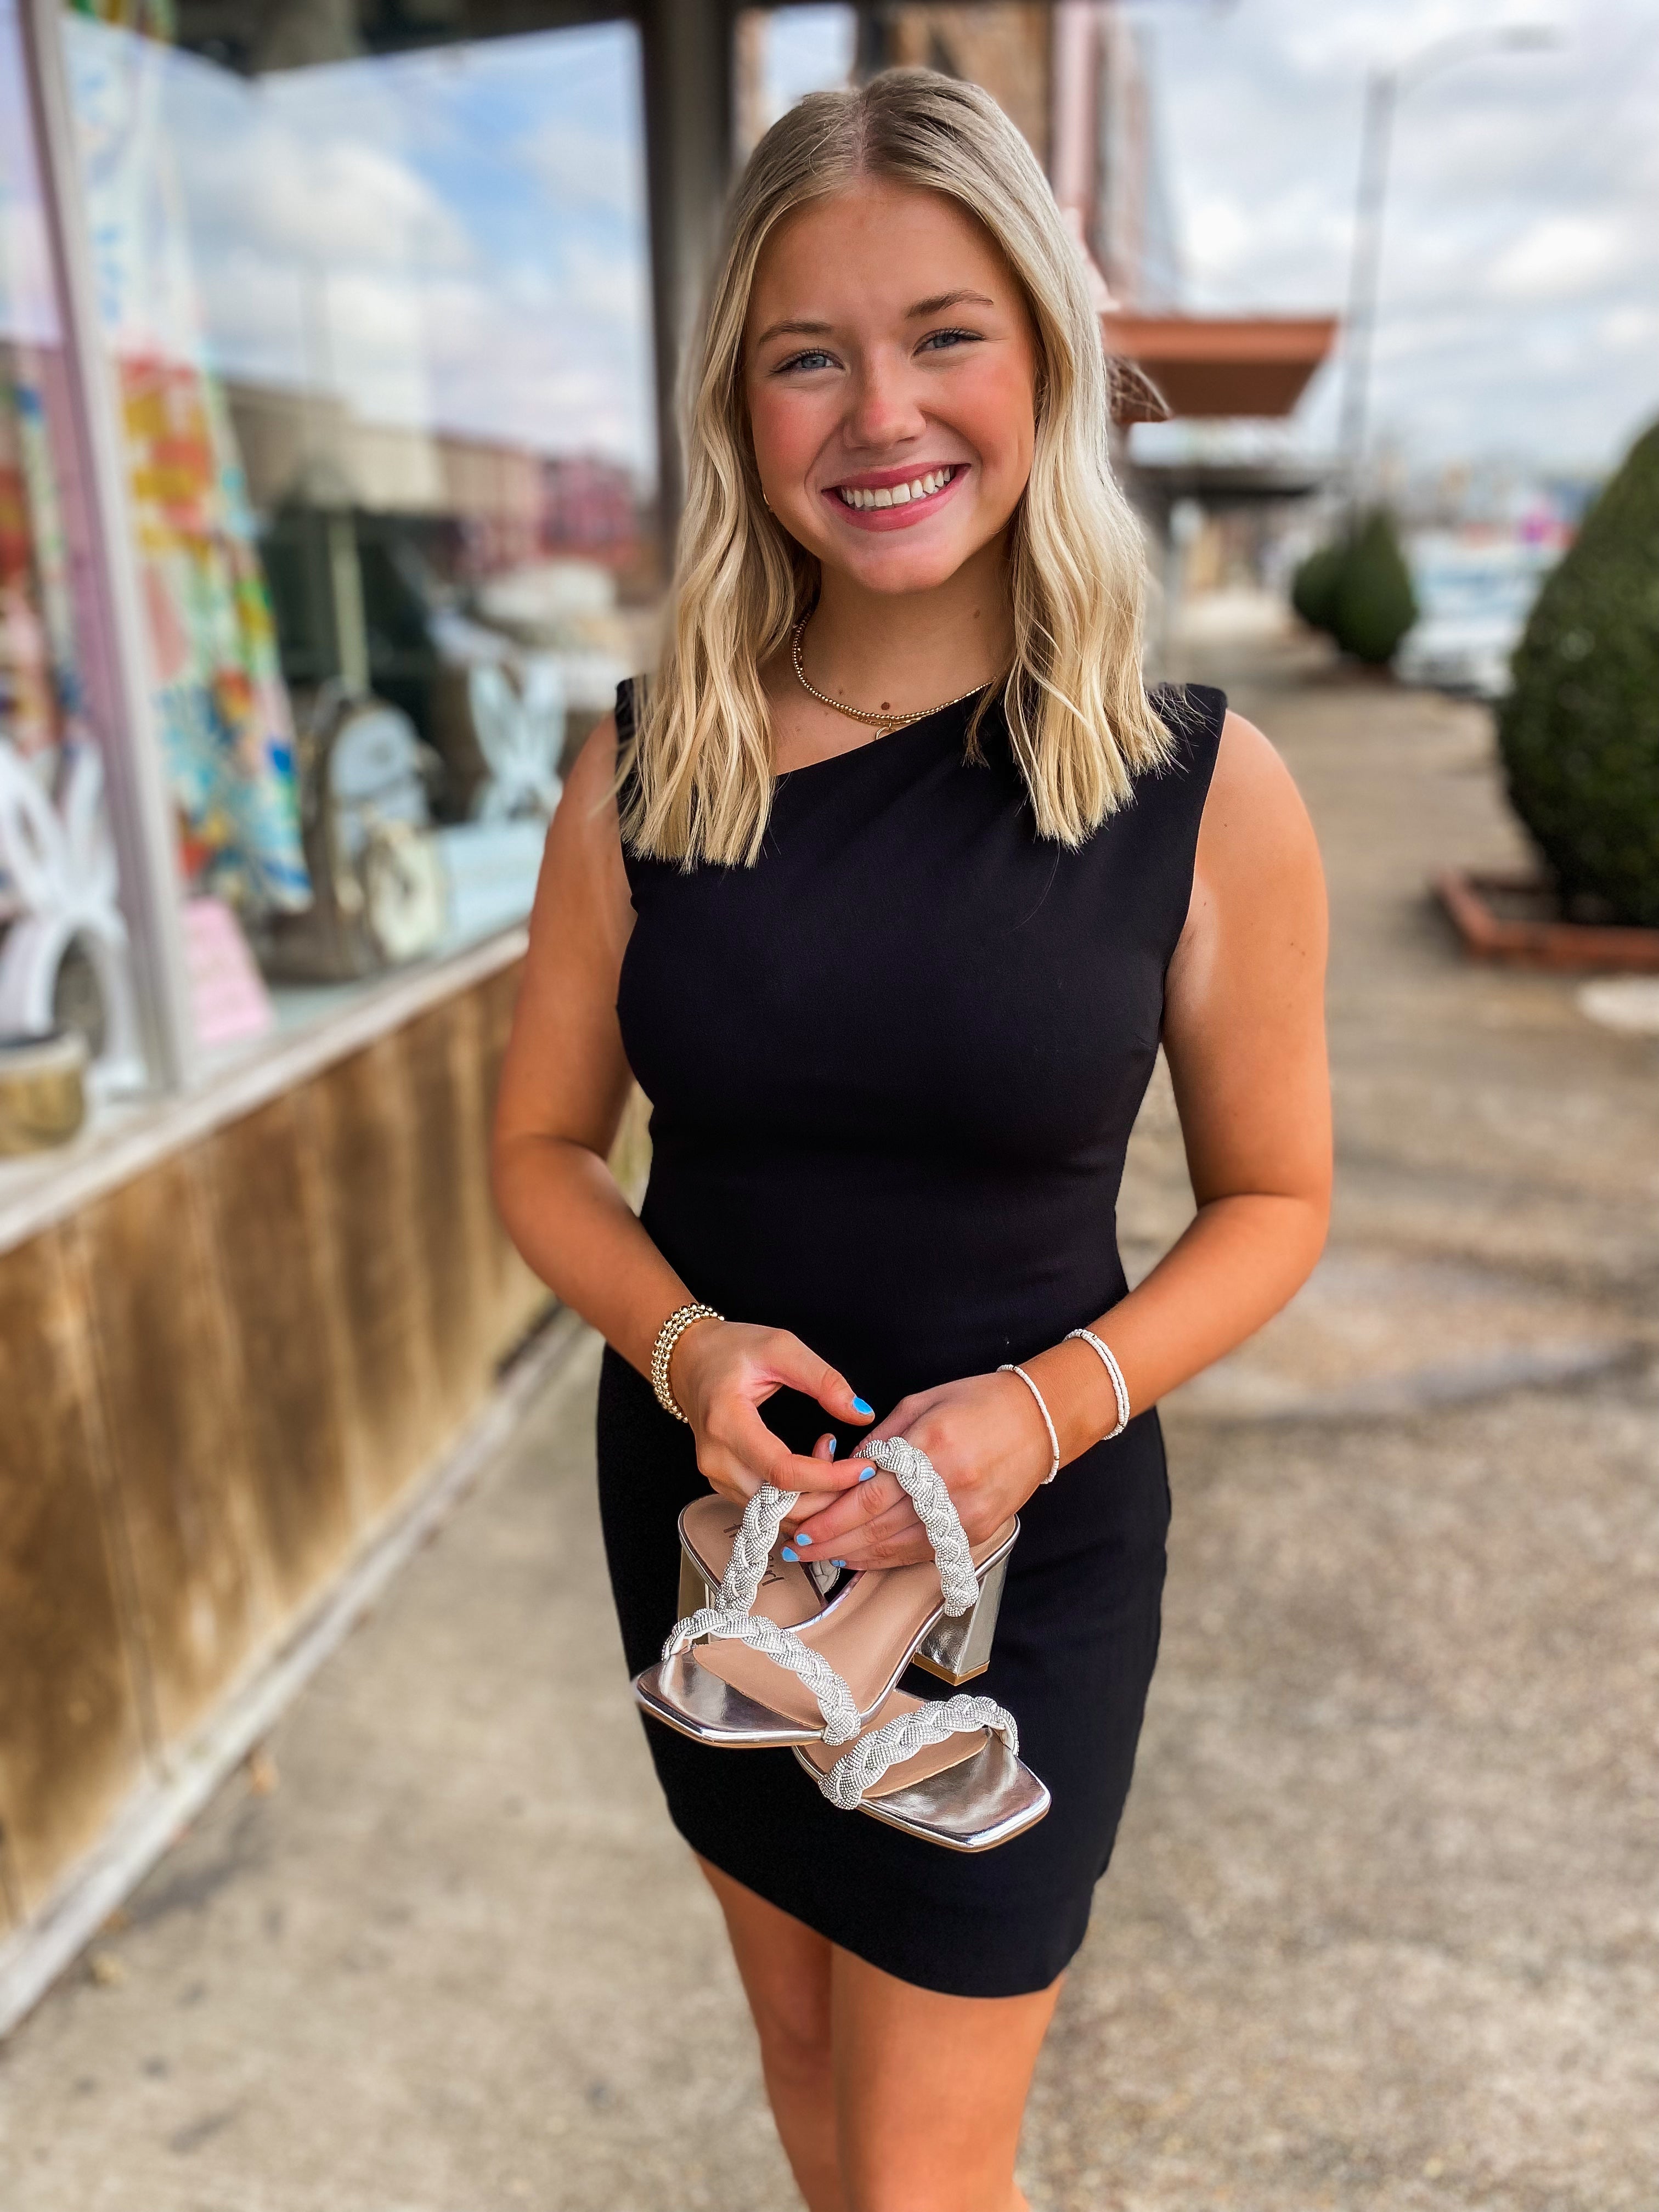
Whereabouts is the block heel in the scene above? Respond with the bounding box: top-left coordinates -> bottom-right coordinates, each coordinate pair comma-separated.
912,1549 -> 1008,1685
637,1452 -> 1021,1762
678,1545 -> 716,1621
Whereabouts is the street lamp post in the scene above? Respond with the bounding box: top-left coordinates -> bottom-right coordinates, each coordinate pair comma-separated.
1337,24 -> 1559,504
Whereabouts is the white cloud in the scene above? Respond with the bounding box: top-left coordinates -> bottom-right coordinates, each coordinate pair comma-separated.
98,20 -> 657,472
1599,302 -> 1659,351
1184,193 -> 1255,278
179,109 -> 477,280
522,125 -> 646,222
1488,212 -> 1636,299
1153,0 -> 1659,469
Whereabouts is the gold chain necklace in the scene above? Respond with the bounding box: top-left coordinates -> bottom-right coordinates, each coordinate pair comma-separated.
790,618 -> 988,729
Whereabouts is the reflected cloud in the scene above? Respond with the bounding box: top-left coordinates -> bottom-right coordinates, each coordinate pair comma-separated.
69,16 -> 656,476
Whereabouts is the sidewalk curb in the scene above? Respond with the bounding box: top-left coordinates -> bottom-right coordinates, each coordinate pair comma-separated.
0,1306 -> 589,2044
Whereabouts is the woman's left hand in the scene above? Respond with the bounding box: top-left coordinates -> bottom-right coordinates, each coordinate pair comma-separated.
787,1370 -> 1052,1568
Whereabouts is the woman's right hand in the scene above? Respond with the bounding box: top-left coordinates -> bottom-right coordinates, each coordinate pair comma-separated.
668,1319 -> 874,1513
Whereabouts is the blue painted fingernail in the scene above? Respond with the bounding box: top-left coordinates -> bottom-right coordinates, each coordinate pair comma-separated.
796,1531 -> 812,1545
781,1547 -> 798,1562
851,1397 -> 873,1418
859,1467 -> 876,1482
832,1560 -> 847,1569
827,1437 -> 838,1458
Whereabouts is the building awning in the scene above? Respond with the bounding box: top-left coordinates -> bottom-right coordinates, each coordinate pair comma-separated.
1103,314 -> 1339,420
1130,460 -> 1328,516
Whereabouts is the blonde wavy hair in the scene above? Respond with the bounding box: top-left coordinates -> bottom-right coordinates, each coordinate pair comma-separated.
622,68 -> 1172,867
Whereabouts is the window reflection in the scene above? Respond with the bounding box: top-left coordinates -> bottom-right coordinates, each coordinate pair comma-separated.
2,0 -> 152,1105
1,0 -> 84,768
61,2 -> 654,1000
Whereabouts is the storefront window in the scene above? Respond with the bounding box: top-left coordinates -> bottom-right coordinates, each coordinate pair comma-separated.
1,11 -> 79,766
57,1 -> 654,1031
2,0 -> 150,1102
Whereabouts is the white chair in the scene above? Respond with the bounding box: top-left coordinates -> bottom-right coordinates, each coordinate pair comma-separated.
466,659 -> 565,822
0,736 -> 145,1096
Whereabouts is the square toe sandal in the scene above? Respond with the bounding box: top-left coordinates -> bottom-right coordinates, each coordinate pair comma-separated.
633,1437 -> 1018,1751
794,1687 -> 1051,1852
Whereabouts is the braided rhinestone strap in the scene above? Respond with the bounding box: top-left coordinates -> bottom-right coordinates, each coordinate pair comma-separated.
713,1482 -> 798,1614
663,1608 -> 861,1742
855,1437 -> 978,1615
814,1694 -> 1019,1810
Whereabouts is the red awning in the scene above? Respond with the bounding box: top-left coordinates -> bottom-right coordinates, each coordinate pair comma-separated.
1102,314 -> 1339,420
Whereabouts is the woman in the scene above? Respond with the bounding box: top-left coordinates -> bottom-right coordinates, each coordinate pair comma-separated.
494,70 -> 1329,2212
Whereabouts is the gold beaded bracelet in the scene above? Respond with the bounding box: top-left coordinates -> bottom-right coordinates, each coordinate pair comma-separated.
650,1302 -> 723,1423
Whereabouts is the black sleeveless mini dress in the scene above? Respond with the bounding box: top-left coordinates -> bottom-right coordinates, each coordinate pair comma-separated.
597,676 -> 1227,1999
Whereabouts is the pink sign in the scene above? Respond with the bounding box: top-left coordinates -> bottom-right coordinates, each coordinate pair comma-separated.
182,895 -> 274,1048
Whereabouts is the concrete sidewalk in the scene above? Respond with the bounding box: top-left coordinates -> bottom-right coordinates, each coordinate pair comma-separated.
2,623 -> 1655,2211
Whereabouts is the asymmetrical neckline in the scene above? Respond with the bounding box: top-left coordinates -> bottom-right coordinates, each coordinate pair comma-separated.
774,690 -> 988,784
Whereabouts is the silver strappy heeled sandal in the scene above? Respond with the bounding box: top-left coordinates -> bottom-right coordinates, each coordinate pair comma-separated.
794,1689 -> 1050,1852
634,1441 -> 1050,1850
633,1441 -> 1017,1750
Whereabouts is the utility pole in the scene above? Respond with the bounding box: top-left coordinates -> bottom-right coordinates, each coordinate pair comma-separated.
1335,25 -> 1559,507
1336,67 -> 1395,504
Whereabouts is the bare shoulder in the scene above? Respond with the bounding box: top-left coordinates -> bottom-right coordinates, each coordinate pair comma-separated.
559,711 -> 622,830
1194,708 -> 1322,889
1200,709 -> 1312,843
1169,708 -> 1325,985
531,710 -> 632,956
545,712 -> 623,867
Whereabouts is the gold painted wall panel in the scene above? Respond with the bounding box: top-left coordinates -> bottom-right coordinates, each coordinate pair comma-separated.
402,995 -> 494,1429
304,1034 -> 437,1515
202,1092 -> 358,1612
2,962 -> 548,1928
74,1158 -> 268,1746
0,1232 -> 148,1915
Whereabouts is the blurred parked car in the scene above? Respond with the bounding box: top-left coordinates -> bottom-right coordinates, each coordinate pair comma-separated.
1397,534 -> 1556,699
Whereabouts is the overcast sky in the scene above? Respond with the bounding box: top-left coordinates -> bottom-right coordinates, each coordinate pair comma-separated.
57,14 -> 656,472
34,3 -> 1652,488
1143,0 -> 1659,475
763,1 -> 1658,479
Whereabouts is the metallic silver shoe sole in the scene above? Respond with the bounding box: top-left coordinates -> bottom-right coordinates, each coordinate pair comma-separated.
635,1532 -> 826,1746
634,1652 -> 820,1748
636,1520 -> 1022,1748
793,1735 -> 1051,1853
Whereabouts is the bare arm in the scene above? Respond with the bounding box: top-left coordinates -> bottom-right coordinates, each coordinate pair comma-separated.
1028,706 -> 1331,1432
491,718 -> 870,1503
492,718 -> 664,1362
795,710 -> 1331,1562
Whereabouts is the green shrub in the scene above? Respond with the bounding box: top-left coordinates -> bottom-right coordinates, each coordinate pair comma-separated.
1291,540 -> 1344,635
1290,509 -> 1418,665
1499,419 -> 1659,928
1331,509 -> 1418,665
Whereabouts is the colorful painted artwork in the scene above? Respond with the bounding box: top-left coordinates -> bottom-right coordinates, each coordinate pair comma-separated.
1,0 -> 80,765
64,8 -> 310,909
64,0 -> 177,53
0,376 -> 64,759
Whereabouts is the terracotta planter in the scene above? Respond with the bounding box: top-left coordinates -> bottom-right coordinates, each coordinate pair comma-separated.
1434,870 -> 1659,973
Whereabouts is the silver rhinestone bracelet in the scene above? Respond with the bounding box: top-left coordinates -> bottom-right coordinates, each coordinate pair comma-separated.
1066,1327 -> 1130,1440
998,1362 -> 1060,1484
